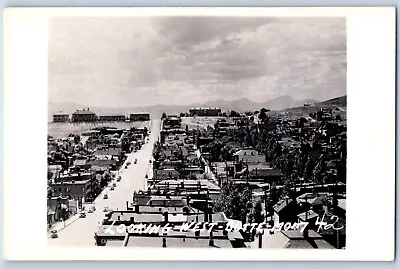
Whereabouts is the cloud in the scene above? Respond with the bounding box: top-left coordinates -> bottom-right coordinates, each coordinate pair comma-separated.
48,17 -> 346,107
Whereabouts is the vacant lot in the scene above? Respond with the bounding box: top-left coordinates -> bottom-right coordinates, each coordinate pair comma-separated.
48,121 -> 150,139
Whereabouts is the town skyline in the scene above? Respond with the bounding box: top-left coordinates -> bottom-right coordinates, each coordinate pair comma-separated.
48,16 -> 346,108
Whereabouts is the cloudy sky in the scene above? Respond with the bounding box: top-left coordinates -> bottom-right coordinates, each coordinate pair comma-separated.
48,17 -> 346,107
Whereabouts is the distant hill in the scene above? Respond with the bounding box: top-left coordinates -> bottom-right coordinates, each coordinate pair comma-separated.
48,95 -> 321,122
319,95 -> 347,107
279,95 -> 347,118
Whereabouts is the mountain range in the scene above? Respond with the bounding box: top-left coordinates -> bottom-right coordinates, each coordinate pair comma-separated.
48,95 -> 321,122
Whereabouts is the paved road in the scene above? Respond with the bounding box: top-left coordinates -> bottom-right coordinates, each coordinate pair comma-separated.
48,119 -> 161,247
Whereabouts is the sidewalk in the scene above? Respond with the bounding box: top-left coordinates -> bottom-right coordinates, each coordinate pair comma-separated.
47,213 -> 81,238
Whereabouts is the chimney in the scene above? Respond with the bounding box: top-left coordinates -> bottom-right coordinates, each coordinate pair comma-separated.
162,236 -> 167,248
162,210 -> 169,223
135,205 -> 140,213
303,224 -> 309,238
117,216 -> 121,221
87,108 -> 89,111
258,233 -> 263,248
130,217 -> 135,223
209,231 -> 214,246
194,230 -> 200,238
204,206 -> 209,222
126,201 -> 128,210
183,206 -> 189,216
186,195 -> 190,205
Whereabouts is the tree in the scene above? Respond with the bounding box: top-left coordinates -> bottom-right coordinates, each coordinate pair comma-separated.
161,113 -> 167,119
258,108 -> 268,122
229,110 -> 240,117
74,134 -> 81,144
47,169 -> 54,180
214,182 -> 252,223
180,112 -> 186,118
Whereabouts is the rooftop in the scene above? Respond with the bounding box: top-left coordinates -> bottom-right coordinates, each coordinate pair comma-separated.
73,109 -> 96,115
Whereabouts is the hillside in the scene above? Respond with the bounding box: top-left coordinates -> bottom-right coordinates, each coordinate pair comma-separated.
279,95 -> 347,118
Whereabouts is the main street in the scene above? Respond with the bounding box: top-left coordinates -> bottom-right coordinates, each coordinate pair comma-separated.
48,119 -> 161,247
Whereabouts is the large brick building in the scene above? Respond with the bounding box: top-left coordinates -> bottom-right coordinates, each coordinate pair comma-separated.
189,108 -> 221,117
71,108 -> 98,122
130,113 -> 150,121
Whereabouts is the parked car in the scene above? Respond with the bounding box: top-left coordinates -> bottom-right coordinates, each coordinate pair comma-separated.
51,230 -> 58,239
113,183 -> 116,187
103,206 -> 109,212
80,212 -> 86,218
117,176 -> 121,182
103,194 -> 108,199
88,206 -> 95,213
110,186 -> 115,191
127,161 -> 131,166
134,159 -> 137,164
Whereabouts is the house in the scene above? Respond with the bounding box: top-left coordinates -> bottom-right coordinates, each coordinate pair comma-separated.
53,112 -> 70,123
247,168 -> 283,183
154,169 -> 180,180
94,147 -> 122,158
130,113 -> 150,121
71,108 -> 98,122
181,166 -> 204,178
336,198 -> 346,217
250,229 -> 335,249
87,159 -> 118,170
159,160 -> 183,170
234,149 -> 265,164
273,198 -> 299,227
297,210 -> 319,229
296,192 -> 329,212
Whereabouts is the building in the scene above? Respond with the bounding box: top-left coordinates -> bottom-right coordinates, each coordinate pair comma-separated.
71,108 -> 98,122
234,149 -> 266,164
249,230 -> 335,249
273,198 -> 299,227
53,112 -> 70,123
49,178 -> 94,203
130,113 -> 150,121
98,115 -> 126,122
189,108 -> 222,117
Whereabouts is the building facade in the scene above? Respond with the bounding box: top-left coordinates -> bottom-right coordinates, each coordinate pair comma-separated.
189,108 -> 222,117
98,115 -> 126,121
130,113 -> 150,121
71,108 -> 98,122
53,113 -> 70,123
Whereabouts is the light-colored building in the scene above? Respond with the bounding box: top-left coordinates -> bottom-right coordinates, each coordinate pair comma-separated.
53,112 -> 70,123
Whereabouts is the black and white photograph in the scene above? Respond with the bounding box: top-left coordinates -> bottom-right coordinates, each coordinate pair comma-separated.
47,15 -> 347,249
3,7 -> 395,261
